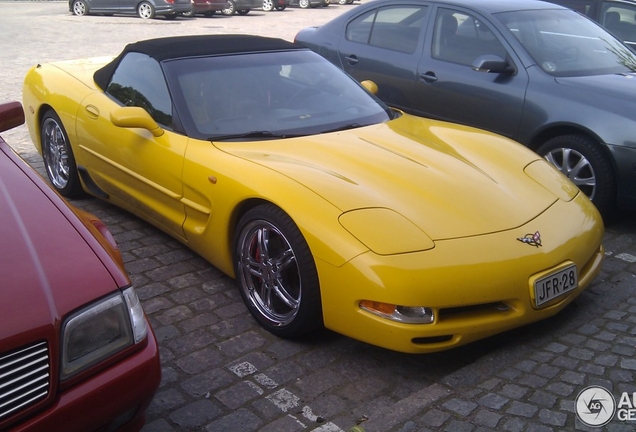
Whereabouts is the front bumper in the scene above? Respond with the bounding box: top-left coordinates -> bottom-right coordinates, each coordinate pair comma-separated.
319,194 -> 604,353
11,326 -> 160,432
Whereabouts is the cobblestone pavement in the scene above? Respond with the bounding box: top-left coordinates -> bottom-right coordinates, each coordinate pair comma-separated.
2,2 -> 636,431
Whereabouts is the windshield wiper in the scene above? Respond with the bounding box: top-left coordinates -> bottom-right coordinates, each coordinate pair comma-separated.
208,131 -> 301,141
320,123 -> 362,134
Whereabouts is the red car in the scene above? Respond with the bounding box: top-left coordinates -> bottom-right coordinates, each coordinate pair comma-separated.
0,101 -> 161,431
182,0 -> 227,17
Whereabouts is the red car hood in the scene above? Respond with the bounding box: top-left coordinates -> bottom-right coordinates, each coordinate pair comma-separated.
0,145 -> 118,342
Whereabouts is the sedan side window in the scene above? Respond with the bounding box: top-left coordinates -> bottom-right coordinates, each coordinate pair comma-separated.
601,2 -> 636,45
432,8 -> 507,66
107,52 -> 173,128
345,5 -> 428,54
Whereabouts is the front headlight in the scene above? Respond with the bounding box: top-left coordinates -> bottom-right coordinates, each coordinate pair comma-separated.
525,159 -> 578,202
61,287 -> 147,381
339,208 -> 434,255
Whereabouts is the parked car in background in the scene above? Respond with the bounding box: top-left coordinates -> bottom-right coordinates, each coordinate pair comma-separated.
182,0 -> 227,16
22,34 -> 604,353
291,0 -> 329,8
546,0 -> 636,50
221,0 -> 261,14
295,0 -> 636,217
69,0 -> 192,19
262,0 -> 290,11
0,101 -> 160,430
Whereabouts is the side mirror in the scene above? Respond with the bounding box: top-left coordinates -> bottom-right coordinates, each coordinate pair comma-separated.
472,55 -> 514,74
361,80 -> 379,95
110,106 -> 164,137
0,101 -> 25,133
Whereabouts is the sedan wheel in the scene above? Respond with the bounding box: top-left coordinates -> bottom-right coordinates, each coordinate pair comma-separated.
234,205 -> 323,338
222,0 -> 235,14
539,134 -> 615,216
237,8 -> 249,14
137,1 -> 155,18
263,0 -> 274,11
41,110 -> 83,198
298,0 -> 310,8
72,0 -> 88,15
338,0 -> 346,4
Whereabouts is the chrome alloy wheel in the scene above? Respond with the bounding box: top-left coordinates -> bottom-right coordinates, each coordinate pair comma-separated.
41,117 -> 72,191
236,219 -> 302,328
544,147 -> 596,200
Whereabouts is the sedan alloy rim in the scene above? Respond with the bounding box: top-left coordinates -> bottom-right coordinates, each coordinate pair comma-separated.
138,3 -> 153,18
42,118 -> 70,189
73,1 -> 87,15
237,220 -> 301,327
544,147 -> 596,199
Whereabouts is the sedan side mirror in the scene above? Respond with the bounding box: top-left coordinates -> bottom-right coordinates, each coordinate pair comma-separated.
110,106 -> 164,137
472,55 -> 514,74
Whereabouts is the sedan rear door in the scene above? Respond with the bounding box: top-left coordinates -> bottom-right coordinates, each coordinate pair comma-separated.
335,3 -> 431,110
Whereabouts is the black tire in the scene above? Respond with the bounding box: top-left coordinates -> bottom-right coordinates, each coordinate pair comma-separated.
181,9 -> 195,17
40,110 -> 84,198
221,0 -> 235,14
71,0 -> 88,15
203,10 -> 215,16
538,134 -> 615,216
275,5 -> 285,10
234,204 -> 323,338
237,8 -> 250,14
164,12 -> 178,19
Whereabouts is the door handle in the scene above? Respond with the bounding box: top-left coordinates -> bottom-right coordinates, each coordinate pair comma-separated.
419,72 -> 438,83
344,55 -> 359,65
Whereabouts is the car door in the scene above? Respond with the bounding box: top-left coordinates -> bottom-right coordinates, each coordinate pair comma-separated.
86,0 -> 121,14
413,6 -> 529,140
335,3 -> 431,110
75,53 -> 188,240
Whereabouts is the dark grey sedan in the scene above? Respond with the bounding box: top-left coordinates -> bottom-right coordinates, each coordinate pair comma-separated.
295,0 -> 636,216
69,0 -> 191,18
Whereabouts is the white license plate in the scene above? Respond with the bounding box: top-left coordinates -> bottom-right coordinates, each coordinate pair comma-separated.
534,264 -> 578,307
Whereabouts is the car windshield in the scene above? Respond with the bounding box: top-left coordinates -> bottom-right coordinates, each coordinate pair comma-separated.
496,9 -> 636,77
163,50 -> 393,141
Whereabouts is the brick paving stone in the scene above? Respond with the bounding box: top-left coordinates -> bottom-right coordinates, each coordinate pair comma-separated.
442,398 -> 478,416
419,408 -> 451,428
205,408 -> 264,432
478,393 -> 510,410
506,401 -> 539,418
473,408 -> 502,428
168,399 -> 222,429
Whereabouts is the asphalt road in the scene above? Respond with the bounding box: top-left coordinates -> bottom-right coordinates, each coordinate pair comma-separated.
2,2 -> 636,431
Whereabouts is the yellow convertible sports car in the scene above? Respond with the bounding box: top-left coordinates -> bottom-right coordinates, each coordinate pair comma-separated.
23,35 -> 604,353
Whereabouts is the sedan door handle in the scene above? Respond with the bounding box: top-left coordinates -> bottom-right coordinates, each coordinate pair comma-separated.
344,55 -> 359,65
419,72 -> 438,83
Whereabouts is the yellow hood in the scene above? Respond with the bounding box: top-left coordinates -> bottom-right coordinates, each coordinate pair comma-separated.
216,116 -> 561,240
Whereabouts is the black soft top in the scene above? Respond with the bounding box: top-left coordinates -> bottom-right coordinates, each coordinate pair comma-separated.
94,34 -> 303,90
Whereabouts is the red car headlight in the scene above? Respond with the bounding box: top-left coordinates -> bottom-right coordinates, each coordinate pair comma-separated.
60,287 -> 147,381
